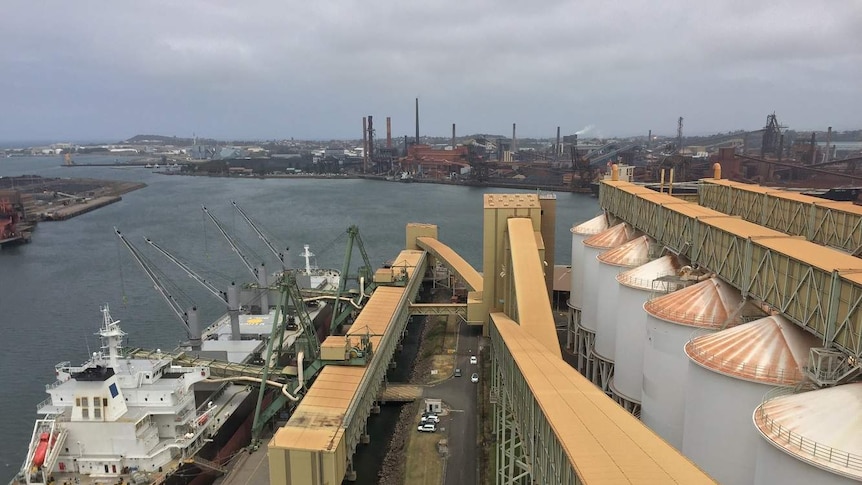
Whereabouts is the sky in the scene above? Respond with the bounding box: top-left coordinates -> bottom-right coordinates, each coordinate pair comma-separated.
1,0 -> 860,143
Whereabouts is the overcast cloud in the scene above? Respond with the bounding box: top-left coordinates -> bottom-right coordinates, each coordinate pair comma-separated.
1,0 -> 860,142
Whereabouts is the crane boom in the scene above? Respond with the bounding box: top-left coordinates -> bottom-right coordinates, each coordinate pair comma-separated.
144,237 -> 227,303
114,228 -> 191,334
202,205 -> 258,280
231,200 -> 286,269
202,205 -> 271,314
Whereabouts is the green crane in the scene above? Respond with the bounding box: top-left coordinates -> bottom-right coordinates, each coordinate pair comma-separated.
329,225 -> 375,335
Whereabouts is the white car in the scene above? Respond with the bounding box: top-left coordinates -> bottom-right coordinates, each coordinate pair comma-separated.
470,355 -> 478,365
417,423 -> 437,432
421,414 -> 440,424
471,373 -> 479,383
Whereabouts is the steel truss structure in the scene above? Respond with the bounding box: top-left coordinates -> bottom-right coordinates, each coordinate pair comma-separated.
600,180 -> 862,357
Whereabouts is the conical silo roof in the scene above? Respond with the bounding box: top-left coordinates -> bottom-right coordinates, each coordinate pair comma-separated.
571,213 -> 609,236
597,235 -> 653,267
754,383 -> 862,481
685,315 -> 819,385
643,277 -> 760,328
617,254 -> 687,292
583,223 -> 633,249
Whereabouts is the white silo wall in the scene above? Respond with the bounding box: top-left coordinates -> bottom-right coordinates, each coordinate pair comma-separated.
594,261 -> 622,360
580,247 -> 603,333
682,360 -> 772,485
570,233 -> 588,310
754,434 -> 858,485
611,284 -> 651,404
640,314 -> 708,448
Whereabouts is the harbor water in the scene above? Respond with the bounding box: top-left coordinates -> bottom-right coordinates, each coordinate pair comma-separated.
0,156 -> 599,480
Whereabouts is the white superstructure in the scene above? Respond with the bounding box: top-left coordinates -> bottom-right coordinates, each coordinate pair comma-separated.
14,305 -> 252,485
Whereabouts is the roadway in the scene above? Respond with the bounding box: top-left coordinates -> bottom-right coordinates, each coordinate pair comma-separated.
430,319 -> 482,485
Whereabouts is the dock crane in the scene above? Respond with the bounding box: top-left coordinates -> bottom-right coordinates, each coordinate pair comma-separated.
249,270 -> 324,448
202,205 -> 270,313
329,225 -> 375,335
144,237 -> 245,341
114,228 -> 204,349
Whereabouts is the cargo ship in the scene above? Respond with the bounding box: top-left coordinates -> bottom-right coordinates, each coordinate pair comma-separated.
10,305 -> 254,485
10,241 -> 343,485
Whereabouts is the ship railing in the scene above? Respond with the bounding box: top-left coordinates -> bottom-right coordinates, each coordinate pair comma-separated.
757,387 -> 862,472
685,339 -> 804,385
174,406 -> 194,423
45,380 -> 64,391
35,397 -> 53,412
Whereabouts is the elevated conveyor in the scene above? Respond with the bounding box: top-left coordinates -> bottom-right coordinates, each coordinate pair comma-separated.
699,178 -> 862,255
268,250 -> 426,484
490,216 -> 714,484
416,236 -> 483,292
600,180 -> 862,357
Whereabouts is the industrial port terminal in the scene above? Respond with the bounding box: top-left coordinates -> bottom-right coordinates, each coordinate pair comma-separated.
147,167 -> 862,484
5,109 -> 862,484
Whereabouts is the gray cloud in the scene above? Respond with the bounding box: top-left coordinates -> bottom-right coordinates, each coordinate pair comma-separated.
1,0 -> 859,142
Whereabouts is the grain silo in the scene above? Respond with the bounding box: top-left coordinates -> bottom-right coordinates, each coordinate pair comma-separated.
610,254 -> 687,414
592,235 -> 653,394
577,223 -> 636,378
640,277 -> 756,448
567,214 -> 608,353
682,314 -> 820,484
753,383 -> 862,485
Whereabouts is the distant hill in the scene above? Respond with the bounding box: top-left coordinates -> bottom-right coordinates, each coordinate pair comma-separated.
124,134 -> 219,146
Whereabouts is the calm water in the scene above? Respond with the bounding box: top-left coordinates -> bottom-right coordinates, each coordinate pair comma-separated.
0,156 -> 598,477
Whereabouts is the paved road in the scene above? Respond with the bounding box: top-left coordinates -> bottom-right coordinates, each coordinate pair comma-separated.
426,320 -> 482,485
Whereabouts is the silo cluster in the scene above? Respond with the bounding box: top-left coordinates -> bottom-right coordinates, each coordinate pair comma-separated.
567,214 -> 608,353
576,222 -> 636,377
592,235 -> 653,394
682,315 -> 820,484
610,253 -> 687,414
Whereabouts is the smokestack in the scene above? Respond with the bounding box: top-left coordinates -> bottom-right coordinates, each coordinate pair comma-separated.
452,123 -> 456,149
367,115 -> 374,166
555,126 -> 561,159
415,98 -> 420,144
362,117 -> 368,173
825,126 -> 832,163
648,129 -> 652,149
386,117 -> 392,148
512,123 -> 517,153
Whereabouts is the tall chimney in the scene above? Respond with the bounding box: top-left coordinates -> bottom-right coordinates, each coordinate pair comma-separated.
415,97 -> 420,144
367,115 -> 374,168
512,123 -> 517,153
452,123 -> 456,149
362,117 -> 368,173
386,117 -> 392,148
648,129 -> 652,149
555,126 -> 561,159
825,126 -> 832,163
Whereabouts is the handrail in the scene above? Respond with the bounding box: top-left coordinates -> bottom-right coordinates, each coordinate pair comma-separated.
756,387 -> 862,473
685,339 -> 804,385
644,302 -> 745,329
